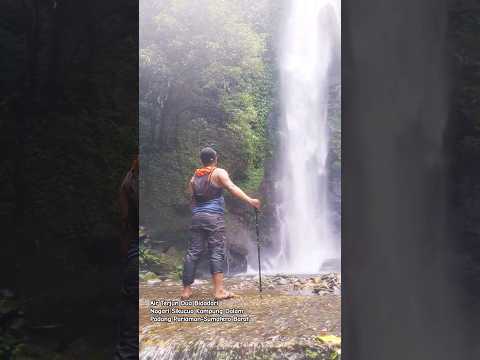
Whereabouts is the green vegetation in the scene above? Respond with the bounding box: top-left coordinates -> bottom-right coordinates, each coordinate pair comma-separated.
140,246 -> 183,278
140,0 -> 283,243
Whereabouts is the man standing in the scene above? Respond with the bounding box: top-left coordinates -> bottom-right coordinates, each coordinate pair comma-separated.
182,147 -> 261,300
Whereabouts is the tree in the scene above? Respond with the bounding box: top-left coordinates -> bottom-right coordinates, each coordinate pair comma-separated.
139,0 -> 274,226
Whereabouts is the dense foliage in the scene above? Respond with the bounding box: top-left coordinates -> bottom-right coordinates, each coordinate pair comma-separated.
139,0 -> 283,245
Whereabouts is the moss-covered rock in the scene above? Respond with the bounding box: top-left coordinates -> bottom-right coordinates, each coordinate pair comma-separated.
140,248 -> 184,279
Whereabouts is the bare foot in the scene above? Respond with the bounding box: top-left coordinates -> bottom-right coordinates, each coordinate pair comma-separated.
214,290 -> 237,300
181,286 -> 192,300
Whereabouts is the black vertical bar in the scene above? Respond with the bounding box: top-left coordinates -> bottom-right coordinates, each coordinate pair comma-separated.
255,208 -> 262,293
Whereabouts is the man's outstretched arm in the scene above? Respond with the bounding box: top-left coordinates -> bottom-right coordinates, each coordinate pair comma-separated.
217,169 -> 261,209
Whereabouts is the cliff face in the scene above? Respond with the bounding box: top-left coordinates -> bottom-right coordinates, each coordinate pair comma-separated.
139,0 -> 285,273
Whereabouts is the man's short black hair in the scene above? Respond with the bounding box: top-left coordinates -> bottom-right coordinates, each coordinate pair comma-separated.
200,147 -> 217,166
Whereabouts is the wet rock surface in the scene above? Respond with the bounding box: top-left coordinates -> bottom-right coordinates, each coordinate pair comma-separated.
140,273 -> 341,359
269,273 -> 341,296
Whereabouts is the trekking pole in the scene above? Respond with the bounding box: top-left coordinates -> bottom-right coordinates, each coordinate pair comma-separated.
255,208 -> 262,293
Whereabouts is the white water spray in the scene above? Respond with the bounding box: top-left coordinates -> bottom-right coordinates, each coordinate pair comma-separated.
268,0 -> 341,274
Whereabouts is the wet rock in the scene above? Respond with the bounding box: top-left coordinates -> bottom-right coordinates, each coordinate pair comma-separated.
226,248 -> 248,274
277,273 -> 341,296
303,282 -> 313,289
164,247 -> 178,257
141,272 -> 159,282
320,258 -> 341,272
224,216 -> 250,273
140,275 -> 341,360
147,279 -> 162,285
313,287 -> 329,296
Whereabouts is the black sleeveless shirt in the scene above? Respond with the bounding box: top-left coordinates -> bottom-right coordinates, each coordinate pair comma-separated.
191,168 -> 225,214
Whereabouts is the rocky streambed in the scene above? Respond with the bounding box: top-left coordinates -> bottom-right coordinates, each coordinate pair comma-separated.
139,273 -> 341,360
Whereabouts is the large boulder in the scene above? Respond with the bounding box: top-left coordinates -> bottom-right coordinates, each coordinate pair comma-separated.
224,214 -> 251,274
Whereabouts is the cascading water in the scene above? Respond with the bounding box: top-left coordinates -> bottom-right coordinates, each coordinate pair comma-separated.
268,0 -> 341,274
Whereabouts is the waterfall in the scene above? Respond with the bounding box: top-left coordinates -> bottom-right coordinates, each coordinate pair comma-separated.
269,0 -> 341,274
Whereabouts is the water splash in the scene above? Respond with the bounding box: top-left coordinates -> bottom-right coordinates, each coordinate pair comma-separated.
269,0 -> 341,274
